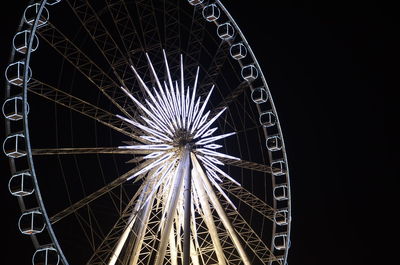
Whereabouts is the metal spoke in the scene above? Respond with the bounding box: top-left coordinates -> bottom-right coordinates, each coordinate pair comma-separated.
184,5 -> 207,79
219,178 -> 276,222
104,0 -> 147,91
28,79 -> 145,142
50,159 -> 155,224
211,81 -> 248,116
31,147 -> 150,156
220,197 -> 282,264
219,156 -> 273,174
104,0 -> 144,55
36,21 -> 133,119
163,0 -> 181,57
198,40 -> 231,96
133,192 -> 165,265
87,182 -> 147,265
66,0 -> 134,89
134,0 -> 162,50
208,81 -> 249,132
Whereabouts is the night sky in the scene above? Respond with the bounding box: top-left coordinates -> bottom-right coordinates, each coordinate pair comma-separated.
0,1 -> 395,264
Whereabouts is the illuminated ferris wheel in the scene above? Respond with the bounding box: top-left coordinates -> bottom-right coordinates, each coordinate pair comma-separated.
3,0 -> 291,264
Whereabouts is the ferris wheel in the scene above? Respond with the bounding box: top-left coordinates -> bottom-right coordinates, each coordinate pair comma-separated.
3,0 -> 291,264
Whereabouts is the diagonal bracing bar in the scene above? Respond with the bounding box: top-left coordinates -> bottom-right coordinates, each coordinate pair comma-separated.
28,79 -> 145,142
88,176 -> 156,265
104,0 -> 144,55
31,147 -> 151,156
220,198 -> 283,264
134,0 -> 162,51
219,156 -> 274,174
66,0 -> 136,91
36,21 -> 133,119
219,178 -> 276,222
210,81 -> 248,116
50,159 -> 156,224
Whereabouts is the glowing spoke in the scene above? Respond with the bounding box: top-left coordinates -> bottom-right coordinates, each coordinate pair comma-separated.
187,67 -> 200,128
196,148 -> 240,161
198,154 -> 241,187
194,107 -> 227,139
163,49 -> 175,97
143,152 -> 165,159
200,126 -> 218,138
195,132 -> 236,145
140,135 -> 163,143
116,115 -> 172,142
120,87 -> 172,136
191,86 -> 214,133
203,144 -> 223,149
140,158 -> 177,209
204,155 -> 224,165
127,152 -> 174,181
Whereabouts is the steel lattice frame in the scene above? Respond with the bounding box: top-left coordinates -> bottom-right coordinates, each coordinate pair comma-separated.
3,1 -> 291,265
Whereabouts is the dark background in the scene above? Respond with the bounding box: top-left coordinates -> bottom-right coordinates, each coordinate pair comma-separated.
1,0 -> 396,264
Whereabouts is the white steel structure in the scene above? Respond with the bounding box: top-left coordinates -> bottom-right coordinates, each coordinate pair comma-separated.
3,1 -> 291,265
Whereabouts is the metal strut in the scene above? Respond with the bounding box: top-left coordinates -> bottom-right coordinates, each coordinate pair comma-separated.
183,144 -> 192,265
154,144 -> 191,265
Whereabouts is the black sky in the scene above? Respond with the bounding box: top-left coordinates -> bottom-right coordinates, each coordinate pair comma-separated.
1,1 -> 396,264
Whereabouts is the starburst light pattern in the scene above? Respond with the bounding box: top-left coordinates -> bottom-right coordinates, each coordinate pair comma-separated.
118,50 -> 239,193
106,51 -> 252,265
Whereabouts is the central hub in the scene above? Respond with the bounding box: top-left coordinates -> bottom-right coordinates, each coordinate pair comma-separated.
173,129 -> 194,147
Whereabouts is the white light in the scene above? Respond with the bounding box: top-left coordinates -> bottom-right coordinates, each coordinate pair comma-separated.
204,155 -> 224,165
143,152 -> 165,159
127,152 -> 175,181
195,132 -> 236,145
198,154 -> 241,187
140,135 -> 163,143
191,86 -> 214,133
119,144 -> 173,150
116,115 -> 173,142
194,107 -> 227,139
141,158 -> 178,207
204,144 -> 223,149
196,148 -> 240,161
201,127 -> 218,138
193,110 -> 210,134
187,67 -> 200,128
205,166 -> 222,182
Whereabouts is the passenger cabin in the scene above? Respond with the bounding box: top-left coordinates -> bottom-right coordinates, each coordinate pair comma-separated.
274,184 -> 289,201
9,171 -> 34,197
273,233 -> 288,250
251,87 -> 268,104
230,43 -> 247,60
18,210 -> 45,235
3,133 -> 26,158
13,30 -> 39,54
2,96 -> 28,121
202,4 -> 220,22
33,246 -> 60,265
259,111 -> 276,127
274,209 -> 289,226
266,135 -> 282,151
24,3 -> 49,27
5,61 -> 32,87
241,64 -> 258,82
271,160 -> 287,176
217,22 -> 235,40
